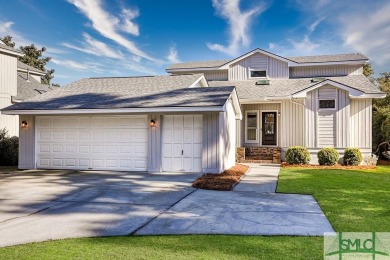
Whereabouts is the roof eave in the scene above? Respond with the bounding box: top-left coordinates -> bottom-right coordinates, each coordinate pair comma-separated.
17,68 -> 46,76
1,106 -> 226,115
0,48 -> 24,57
289,60 -> 368,67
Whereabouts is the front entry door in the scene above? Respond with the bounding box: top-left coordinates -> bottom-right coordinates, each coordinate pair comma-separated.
262,112 -> 277,145
162,115 -> 203,172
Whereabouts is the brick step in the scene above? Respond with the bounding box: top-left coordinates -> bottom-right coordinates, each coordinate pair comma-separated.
237,147 -> 281,164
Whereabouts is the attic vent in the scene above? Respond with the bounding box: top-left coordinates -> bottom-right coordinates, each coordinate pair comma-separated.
311,77 -> 326,83
255,79 -> 270,85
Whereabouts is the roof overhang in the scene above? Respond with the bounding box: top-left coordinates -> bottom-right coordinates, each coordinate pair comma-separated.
17,68 -> 46,76
224,88 -> 242,120
289,60 -> 368,67
0,48 -> 24,57
1,106 -> 227,116
220,48 -> 295,69
166,67 -> 226,73
292,80 -> 366,98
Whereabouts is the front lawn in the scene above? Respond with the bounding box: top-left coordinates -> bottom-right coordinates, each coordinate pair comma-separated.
277,165 -> 390,232
0,165 -> 389,259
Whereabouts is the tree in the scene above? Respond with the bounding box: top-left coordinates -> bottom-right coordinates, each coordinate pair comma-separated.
0,35 -> 15,48
1,35 -> 58,86
373,72 -> 390,157
363,63 -> 374,77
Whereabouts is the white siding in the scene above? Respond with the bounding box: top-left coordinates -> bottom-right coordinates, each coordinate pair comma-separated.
148,113 -> 162,171
336,89 -> 350,147
240,103 -> 281,147
318,111 -> 336,147
19,115 -> 36,169
290,65 -> 363,78
304,89 -> 318,147
203,113 -> 220,173
229,53 -> 289,80
203,70 -> 228,81
350,99 -> 372,148
0,53 -> 18,136
280,100 -> 304,148
219,101 -> 236,170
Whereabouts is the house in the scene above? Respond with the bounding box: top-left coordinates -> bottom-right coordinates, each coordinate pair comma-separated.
1,48 -> 385,172
167,49 -> 386,164
0,41 -> 55,136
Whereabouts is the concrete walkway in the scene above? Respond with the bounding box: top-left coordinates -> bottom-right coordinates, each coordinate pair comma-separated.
137,164 -> 334,236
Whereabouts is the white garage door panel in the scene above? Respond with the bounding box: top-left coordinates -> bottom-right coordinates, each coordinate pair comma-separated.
162,115 -> 203,172
36,115 -> 148,171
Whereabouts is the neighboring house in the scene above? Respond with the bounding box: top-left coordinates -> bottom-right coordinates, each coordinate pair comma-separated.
0,41 -> 55,136
1,48 -> 385,172
166,49 -> 386,163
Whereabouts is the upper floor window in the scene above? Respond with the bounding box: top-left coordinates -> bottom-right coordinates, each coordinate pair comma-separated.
250,70 -> 267,78
319,99 -> 336,109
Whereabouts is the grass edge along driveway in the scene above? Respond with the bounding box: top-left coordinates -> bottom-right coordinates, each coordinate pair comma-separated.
0,165 -> 389,260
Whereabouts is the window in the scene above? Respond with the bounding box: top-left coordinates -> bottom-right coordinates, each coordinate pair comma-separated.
319,99 -> 336,109
245,111 -> 258,143
250,70 -> 267,78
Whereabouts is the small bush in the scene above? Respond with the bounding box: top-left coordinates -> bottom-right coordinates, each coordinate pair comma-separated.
363,155 -> 378,166
0,128 -> 19,166
285,146 -> 310,165
318,148 -> 339,166
344,148 -> 363,166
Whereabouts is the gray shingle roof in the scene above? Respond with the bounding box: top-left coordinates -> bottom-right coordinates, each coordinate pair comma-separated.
287,53 -> 368,63
166,53 -> 368,70
0,43 -> 23,55
167,60 -> 229,70
4,74 -> 234,110
17,60 -> 46,74
14,72 -> 57,101
208,75 -> 382,99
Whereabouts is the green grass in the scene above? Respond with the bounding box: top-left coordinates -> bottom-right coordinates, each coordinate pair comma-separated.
0,236 -> 323,260
277,165 -> 390,232
0,165 -> 389,259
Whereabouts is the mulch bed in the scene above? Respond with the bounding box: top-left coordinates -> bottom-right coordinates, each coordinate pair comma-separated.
281,162 -> 376,170
378,159 -> 390,166
192,164 -> 250,191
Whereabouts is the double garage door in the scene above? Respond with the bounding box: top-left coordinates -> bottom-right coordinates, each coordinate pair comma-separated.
35,114 -> 203,172
36,115 -> 148,171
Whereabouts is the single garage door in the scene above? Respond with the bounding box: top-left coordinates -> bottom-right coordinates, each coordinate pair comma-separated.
36,115 -> 148,171
162,115 -> 203,172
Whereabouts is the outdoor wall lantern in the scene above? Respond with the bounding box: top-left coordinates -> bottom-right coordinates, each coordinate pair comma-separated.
149,119 -> 156,127
21,121 -> 28,128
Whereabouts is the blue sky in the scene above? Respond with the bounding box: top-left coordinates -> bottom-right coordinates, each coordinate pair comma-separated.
0,0 -> 389,85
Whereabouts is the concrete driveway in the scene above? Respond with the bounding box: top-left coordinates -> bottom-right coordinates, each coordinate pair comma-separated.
0,165 -> 333,247
0,170 -> 200,247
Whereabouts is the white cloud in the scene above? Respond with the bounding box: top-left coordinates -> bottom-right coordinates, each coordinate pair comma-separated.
0,21 -> 31,47
207,0 -> 265,55
166,44 -> 180,63
63,33 -> 123,59
67,0 -> 158,62
51,58 -> 103,73
339,2 -> 390,66
120,8 -> 140,36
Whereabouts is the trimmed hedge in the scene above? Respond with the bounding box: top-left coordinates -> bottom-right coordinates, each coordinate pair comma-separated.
318,148 -> 339,166
344,148 -> 363,166
285,146 -> 310,164
0,128 -> 18,166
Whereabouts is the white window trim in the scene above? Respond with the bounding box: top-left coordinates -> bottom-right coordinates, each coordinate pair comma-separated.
249,68 -> 268,79
260,110 -> 279,147
318,99 -> 337,111
245,110 -> 259,143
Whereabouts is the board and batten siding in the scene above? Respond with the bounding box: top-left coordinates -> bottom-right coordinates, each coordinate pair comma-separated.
171,71 -> 228,81
19,115 -> 36,169
203,112 -> 221,173
317,86 -> 337,147
280,100 -> 304,148
290,65 -> 363,78
350,99 -> 372,148
0,53 -> 18,136
240,103 -> 281,147
229,53 -> 289,80
219,101 -> 236,171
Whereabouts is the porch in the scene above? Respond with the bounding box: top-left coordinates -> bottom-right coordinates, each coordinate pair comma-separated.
236,103 -> 282,163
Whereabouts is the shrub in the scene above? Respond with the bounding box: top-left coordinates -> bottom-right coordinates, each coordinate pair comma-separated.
317,148 -> 339,166
344,148 -> 363,166
285,146 -> 310,164
363,155 -> 378,166
0,128 -> 19,166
